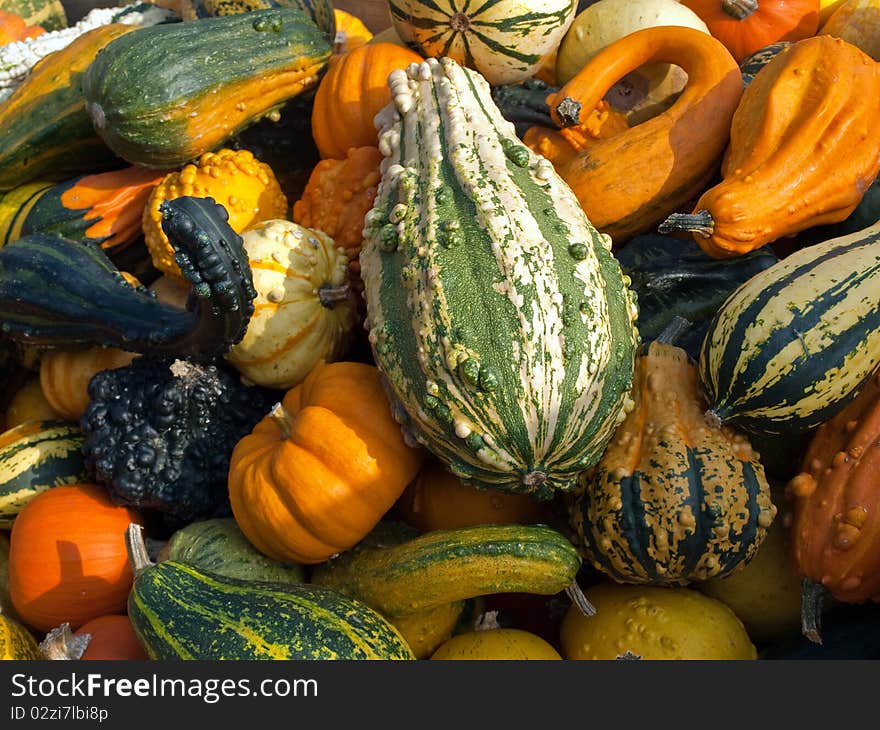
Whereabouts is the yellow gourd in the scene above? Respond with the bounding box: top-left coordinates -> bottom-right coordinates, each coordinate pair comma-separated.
1,611 -> 40,660
143,149 -> 288,280
431,627 -> 562,660
560,584 -> 757,660
5,378 -> 61,429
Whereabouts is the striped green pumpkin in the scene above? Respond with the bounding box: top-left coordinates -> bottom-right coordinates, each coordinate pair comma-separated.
0,420 -> 87,528
571,341 -> 776,585
360,57 -> 639,499
388,0 -> 577,85
700,222 -> 880,435
128,535 -> 415,660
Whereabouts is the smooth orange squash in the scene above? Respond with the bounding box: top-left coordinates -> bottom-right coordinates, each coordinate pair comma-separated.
0,9 -> 44,45
41,615 -> 148,660
542,26 -> 743,243
228,361 -> 424,564
660,36 -> 880,258
311,43 -> 424,159
819,0 -> 880,60
9,484 -> 142,633
681,1 -> 820,62
397,458 -> 545,531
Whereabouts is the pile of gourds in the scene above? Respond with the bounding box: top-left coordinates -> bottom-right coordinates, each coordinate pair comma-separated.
1,0 -> 880,662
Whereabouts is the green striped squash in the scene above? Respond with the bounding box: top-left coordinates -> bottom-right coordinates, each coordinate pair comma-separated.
571,341 -> 776,585
360,57 -> 639,499
0,420 -> 87,528
700,222 -> 880,435
127,527 -> 414,660
311,523 -> 582,616
388,0 -> 577,85
82,9 -> 331,168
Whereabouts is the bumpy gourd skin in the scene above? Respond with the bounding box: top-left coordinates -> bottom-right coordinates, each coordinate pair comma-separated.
81,357 -> 277,525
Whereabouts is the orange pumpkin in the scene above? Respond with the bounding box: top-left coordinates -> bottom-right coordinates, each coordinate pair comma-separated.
681,0 -> 820,62
291,145 -> 383,281
0,9 -> 44,45
5,377 -> 61,429
41,615 -> 148,660
311,43 -> 424,159
40,347 -> 137,422
397,458 -> 545,531
9,484 -> 142,633
228,361 -> 424,564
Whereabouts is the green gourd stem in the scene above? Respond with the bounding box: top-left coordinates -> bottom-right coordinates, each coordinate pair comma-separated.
801,578 -> 827,644
318,284 -> 351,308
723,0 -> 759,20
492,78 -> 562,133
658,210 -> 716,237
39,623 -> 90,660
126,523 -> 155,578
566,582 -> 597,617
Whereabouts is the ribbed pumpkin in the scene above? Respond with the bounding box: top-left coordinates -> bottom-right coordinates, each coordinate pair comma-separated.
660,36 -> 880,258
543,26 -> 743,242
0,167 -> 165,253
389,0 -> 578,85
291,145 -> 383,281
311,43 -> 423,159
819,0 -> 880,60
571,340 -> 776,585
787,369 -> 880,604
39,347 -> 137,422
228,361 -> 424,564
143,149 -> 288,280
9,484 -> 142,632
360,56 -> 639,498
40,615 -> 148,660
680,1 -> 820,62
225,219 -> 358,389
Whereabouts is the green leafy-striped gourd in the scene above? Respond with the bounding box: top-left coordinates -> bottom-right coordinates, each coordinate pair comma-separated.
700,222 -> 880,435
177,1 -> 335,40
125,525 -> 414,660
360,57 -> 639,499
0,420 -> 87,528
82,9 -> 331,168
160,518 -> 304,584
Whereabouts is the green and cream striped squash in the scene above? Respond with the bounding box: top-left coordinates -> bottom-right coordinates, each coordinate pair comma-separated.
128,556 -> 415,660
700,222 -> 880,436
360,57 -> 639,499
572,341 -> 775,585
388,0 -> 577,85
0,419 -> 87,528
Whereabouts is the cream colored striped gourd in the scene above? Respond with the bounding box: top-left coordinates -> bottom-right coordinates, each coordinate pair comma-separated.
360,57 -> 639,499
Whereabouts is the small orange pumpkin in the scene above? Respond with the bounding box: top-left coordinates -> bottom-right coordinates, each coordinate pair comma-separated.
311,43 -> 424,159
9,484 -> 142,633
228,361 -> 424,564
397,458 -> 545,531
41,615 -> 148,660
681,1 -> 820,62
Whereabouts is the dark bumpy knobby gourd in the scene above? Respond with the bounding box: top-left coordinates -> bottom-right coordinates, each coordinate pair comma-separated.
0,196 -> 255,359
81,358 -> 277,525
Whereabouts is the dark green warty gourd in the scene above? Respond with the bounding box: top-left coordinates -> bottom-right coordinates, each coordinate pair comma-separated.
0,196 -> 255,359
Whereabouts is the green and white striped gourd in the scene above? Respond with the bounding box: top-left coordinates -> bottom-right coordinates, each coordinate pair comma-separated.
700,222 -> 880,435
388,0 -> 577,85
360,57 -> 639,499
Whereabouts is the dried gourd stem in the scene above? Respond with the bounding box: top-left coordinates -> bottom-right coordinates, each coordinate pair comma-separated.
269,402 -> 294,439
801,578 -> 827,645
658,210 -> 715,238
474,610 -> 501,631
318,284 -> 351,308
125,523 -> 154,577
39,624 -> 91,661
704,409 -> 723,429
566,581 -> 596,617
554,97 -> 583,128
655,316 -> 693,346
723,0 -> 759,20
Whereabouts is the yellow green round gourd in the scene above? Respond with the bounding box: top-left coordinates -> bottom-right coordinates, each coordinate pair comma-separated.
0,532 -> 14,619
126,526 -> 414,660
360,57 -> 639,498
560,583 -> 757,660
431,628 -> 562,660
0,420 -> 87,528
161,517 -> 305,585
1,611 -> 40,660
225,219 -> 358,389
387,0 -> 578,85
